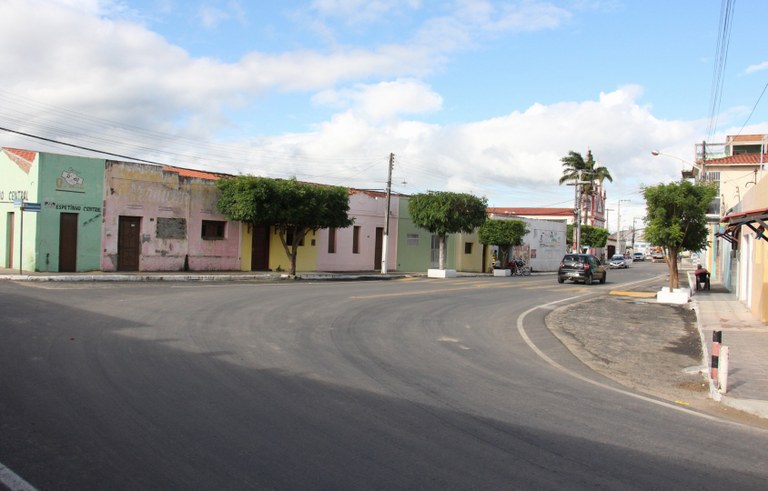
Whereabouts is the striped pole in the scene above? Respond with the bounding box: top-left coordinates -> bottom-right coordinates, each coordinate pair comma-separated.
711,330 -> 722,382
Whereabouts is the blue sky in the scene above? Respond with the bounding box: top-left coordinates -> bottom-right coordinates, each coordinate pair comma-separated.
1,0 -> 766,230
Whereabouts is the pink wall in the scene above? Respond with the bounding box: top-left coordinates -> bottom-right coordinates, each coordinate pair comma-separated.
101,162 -> 241,271
315,190 -> 399,272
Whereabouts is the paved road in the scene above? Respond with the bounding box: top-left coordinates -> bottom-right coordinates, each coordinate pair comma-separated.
2,266 -> 768,489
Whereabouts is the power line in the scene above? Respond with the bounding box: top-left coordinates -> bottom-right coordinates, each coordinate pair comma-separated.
705,0 -> 735,141
735,81 -> 768,136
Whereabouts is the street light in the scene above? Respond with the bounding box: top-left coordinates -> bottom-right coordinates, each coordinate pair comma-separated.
651,150 -> 697,179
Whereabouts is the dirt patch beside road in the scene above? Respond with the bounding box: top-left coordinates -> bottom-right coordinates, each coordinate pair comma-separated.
546,294 -> 710,404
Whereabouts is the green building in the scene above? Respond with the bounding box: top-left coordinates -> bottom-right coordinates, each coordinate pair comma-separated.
1,148 -> 105,272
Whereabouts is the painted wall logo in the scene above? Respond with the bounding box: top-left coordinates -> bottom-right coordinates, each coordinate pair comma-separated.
56,168 -> 85,193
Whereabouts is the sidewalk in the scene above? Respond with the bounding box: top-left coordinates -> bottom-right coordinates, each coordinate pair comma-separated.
690,277 -> 768,419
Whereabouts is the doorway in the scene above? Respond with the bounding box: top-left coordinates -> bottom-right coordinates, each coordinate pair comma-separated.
59,213 -> 78,272
118,216 -> 141,271
251,225 -> 270,271
374,227 -> 383,270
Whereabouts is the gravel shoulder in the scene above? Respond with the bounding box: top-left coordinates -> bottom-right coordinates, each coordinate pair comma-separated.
545,286 -> 768,428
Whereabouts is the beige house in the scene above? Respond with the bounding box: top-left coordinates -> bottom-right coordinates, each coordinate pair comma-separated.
699,134 -> 768,321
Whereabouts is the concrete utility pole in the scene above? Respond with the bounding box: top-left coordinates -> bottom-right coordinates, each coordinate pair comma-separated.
617,199 -> 630,256
381,152 -> 394,274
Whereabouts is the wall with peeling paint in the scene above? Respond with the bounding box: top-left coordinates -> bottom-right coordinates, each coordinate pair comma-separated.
102,161 -> 241,271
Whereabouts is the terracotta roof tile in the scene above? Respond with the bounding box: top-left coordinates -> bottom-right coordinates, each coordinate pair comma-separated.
727,134 -> 767,143
704,153 -> 768,166
487,207 -> 573,217
162,165 -> 224,180
2,147 -> 36,173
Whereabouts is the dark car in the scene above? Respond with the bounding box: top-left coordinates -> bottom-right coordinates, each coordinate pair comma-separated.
557,254 -> 606,285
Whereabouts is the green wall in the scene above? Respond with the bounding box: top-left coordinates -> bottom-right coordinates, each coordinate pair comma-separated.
395,198 -> 456,272
36,153 -> 105,272
0,151 -> 40,271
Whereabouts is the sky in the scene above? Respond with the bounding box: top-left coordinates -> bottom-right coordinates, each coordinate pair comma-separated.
1,0 -> 766,231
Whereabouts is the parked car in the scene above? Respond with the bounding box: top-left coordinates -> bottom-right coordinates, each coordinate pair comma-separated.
557,254 -> 606,285
608,254 -> 628,269
633,252 -> 644,262
651,250 -> 665,263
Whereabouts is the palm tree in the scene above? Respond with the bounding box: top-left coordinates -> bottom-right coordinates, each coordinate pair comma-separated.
559,150 -> 613,225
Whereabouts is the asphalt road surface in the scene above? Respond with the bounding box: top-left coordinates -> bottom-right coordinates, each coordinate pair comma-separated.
2,264 -> 767,489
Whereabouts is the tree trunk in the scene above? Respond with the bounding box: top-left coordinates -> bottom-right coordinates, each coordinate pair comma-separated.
439,235 -> 447,270
666,246 -> 679,289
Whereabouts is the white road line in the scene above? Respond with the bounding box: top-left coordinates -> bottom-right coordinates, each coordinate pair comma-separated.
0,462 -> 37,491
515,291 -> 761,429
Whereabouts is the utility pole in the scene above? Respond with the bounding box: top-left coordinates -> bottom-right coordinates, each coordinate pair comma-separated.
617,200 -> 629,256
575,172 -> 582,253
381,152 -> 394,274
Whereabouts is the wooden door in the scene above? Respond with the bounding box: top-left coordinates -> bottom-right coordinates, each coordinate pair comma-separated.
374,227 -> 383,270
251,225 -> 270,271
59,213 -> 78,272
118,216 -> 141,271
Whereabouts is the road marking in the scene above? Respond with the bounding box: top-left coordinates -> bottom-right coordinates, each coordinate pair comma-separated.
0,462 -> 37,491
515,289 -> 761,429
610,291 -> 657,298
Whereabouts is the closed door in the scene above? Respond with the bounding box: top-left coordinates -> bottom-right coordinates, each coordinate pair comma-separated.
59,213 -> 78,272
374,227 -> 383,270
118,216 -> 141,271
251,225 -> 270,271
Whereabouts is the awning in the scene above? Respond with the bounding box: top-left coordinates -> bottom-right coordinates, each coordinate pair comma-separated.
721,206 -> 768,243
715,224 -> 739,245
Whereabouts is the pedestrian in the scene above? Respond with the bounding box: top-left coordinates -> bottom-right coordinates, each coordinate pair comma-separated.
695,263 -> 709,290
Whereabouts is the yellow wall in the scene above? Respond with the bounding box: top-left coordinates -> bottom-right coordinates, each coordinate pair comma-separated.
454,231 -> 484,272
740,173 -> 768,322
268,228 -> 318,273
238,225 -> 319,272
240,223 -> 251,271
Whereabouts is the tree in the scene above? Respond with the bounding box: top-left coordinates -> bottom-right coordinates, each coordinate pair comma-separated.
643,180 -> 717,289
408,191 -> 488,270
559,150 -> 613,224
478,219 -> 529,267
580,225 -> 609,248
216,176 -> 354,276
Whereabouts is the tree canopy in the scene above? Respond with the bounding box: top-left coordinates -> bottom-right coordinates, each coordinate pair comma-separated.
408,191 -> 488,270
478,219 -> 528,266
643,180 -> 717,289
580,225 -> 609,248
559,150 -> 613,232
216,176 -> 353,276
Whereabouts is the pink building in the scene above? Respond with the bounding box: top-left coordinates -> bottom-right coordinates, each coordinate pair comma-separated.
101,161 -> 241,272
314,189 -> 399,272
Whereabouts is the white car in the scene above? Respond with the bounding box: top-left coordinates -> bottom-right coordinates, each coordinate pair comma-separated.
608,254 -> 628,268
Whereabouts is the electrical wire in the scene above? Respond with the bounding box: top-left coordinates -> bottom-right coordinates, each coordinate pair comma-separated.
735,81 -> 768,137
705,0 -> 735,141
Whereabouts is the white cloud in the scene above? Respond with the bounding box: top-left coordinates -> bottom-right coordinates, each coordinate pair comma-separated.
213,87 -> 700,210
309,0 -> 422,24
0,0 -> 706,215
745,61 -> 768,74
198,6 -> 230,28
312,80 -> 443,121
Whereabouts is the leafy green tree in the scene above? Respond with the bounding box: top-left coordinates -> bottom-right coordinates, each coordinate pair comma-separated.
643,180 -> 717,289
580,225 -> 609,248
216,176 -> 354,276
478,219 -> 529,267
408,191 -> 488,270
